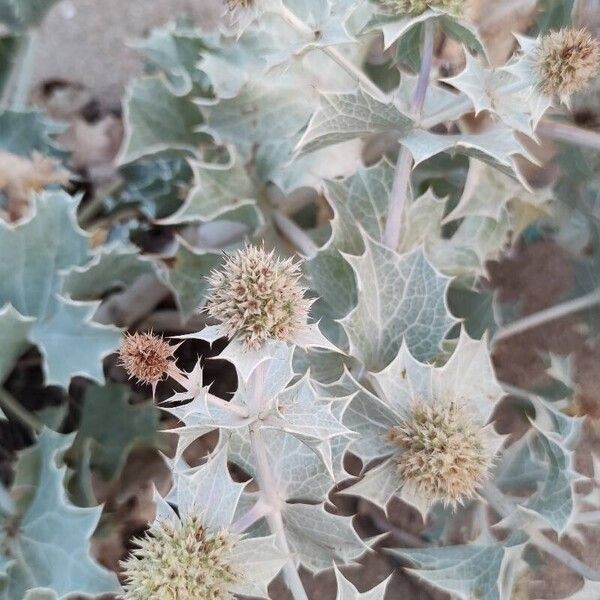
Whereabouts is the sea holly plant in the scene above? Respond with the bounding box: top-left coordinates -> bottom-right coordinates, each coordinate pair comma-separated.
0,0 -> 600,599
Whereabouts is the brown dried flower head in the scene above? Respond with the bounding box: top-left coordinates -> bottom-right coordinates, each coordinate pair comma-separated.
118,332 -> 175,387
205,245 -> 312,350
536,28 -> 600,102
389,401 -> 492,508
379,0 -> 464,16
121,515 -> 239,600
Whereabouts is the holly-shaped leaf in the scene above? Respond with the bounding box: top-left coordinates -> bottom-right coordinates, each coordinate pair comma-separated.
0,430 -> 120,599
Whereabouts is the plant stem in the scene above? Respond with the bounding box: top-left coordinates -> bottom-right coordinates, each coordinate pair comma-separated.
9,27 -> 39,110
230,498 -> 272,534
0,388 -> 43,433
492,289 -> 600,345
481,482 -> 600,582
249,421 -> 309,600
273,211 -> 318,259
383,19 -> 435,250
275,3 -> 387,103
536,118 -> 600,151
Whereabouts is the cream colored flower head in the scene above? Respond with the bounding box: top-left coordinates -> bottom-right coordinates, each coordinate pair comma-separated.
121,515 -> 239,600
205,245 -> 312,351
389,400 -> 493,508
535,27 -> 600,103
118,332 -> 176,388
378,0 -> 464,16
344,331 -> 505,517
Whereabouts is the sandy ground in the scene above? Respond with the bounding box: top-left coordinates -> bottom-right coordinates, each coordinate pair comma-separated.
32,0 -> 222,106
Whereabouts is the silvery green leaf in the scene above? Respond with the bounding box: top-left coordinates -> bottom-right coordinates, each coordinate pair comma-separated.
399,125 -> 533,178
130,22 -> 209,96
0,191 -> 120,387
0,305 -> 32,382
0,429 -> 120,599
118,76 -> 205,164
264,374 -> 349,441
21,590 -> 59,600
364,8 -> 438,50
61,243 -> 160,301
29,299 -> 120,387
392,536 -> 524,600
201,80 -> 314,149
341,458 -> 401,510
308,161 -> 394,321
165,153 -> 257,224
340,233 -> 457,370
175,447 -> 246,531
297,88 -> 412,154
0,110 -> 63,158
334,565 -> 390,600
229,535 -> 286,598
282,502 -> 367,572
160,242 -> 222,319
376,329 -> 504,424
282,0 -> 368,49
292,347 -> 353,384
223,427 -> 334,502
520,425 -> 580,533
318,370 -> 397,463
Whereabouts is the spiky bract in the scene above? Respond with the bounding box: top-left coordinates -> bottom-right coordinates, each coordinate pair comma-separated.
205,245 -> 312,350
536,28 -> 600,101
118,332 -> 175,386
121,516 -> 240,600
389,402 -> 491,508
378,0 -> 464,16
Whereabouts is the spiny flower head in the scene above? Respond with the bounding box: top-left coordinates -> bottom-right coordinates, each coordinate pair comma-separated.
121,515 -> 240,600
535,27 -> 600,102
378,0 -> 464,16
388,401 -> 492,508
205,245 -> 312,350
118,332 -> 175,387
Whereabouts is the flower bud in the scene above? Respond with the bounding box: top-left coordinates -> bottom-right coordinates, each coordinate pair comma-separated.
118,332 -> 176,387
388,401 -> 492,508
536,28 -> 600,102
121,516 -> 239,600
205,245 -> 312,350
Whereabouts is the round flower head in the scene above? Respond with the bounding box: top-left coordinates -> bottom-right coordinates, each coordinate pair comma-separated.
378,0 -> 464,16
118,332 -> 176,387
535,28 -> 600,102
121,515 -> 240,600
205,245 -> 312,351
388,401 -> 492,508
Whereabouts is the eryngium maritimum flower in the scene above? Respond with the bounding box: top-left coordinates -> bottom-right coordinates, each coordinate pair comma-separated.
121,515 -> 239,600
389,401 -> 492,508
379,0 -> 464,16
205,246 -> 312,350
118,332 -> 175,387
536,28 -> 600,102
227,0 -> 253,9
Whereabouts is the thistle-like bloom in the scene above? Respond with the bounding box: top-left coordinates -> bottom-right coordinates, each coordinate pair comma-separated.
535,28 -> 600,102
378,0 -> 464,16
121,516 -> 239,600
118,332 -> 176,387
205,246 -> 312,351
388,401 -> 492,508
341,331 -> 505,517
